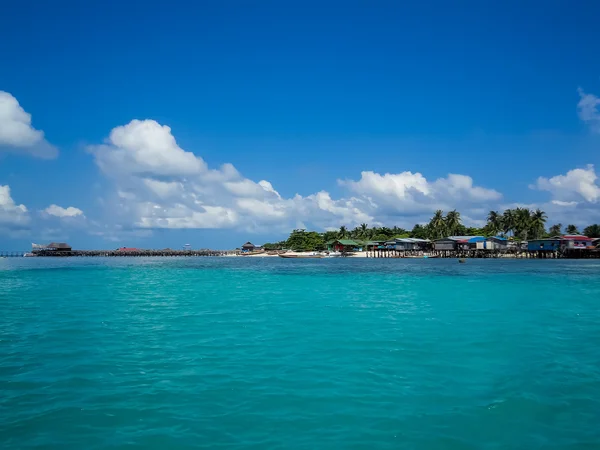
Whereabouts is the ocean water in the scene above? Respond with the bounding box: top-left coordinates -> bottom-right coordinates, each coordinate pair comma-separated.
1,257 -> 600,449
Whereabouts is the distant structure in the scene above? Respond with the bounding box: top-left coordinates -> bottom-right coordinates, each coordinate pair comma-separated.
241,242 -> 256,253
32,242 -> 72,254
183,244 -> 191,250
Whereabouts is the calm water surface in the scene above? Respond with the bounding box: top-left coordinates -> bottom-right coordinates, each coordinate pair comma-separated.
1,257 -> 599,449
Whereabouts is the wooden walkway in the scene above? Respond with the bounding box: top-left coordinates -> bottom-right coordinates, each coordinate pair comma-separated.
30,249 -> 231,257
364,249 -> 600,259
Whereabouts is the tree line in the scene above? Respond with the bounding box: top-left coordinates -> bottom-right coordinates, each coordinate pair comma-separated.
262,209 -> 600,251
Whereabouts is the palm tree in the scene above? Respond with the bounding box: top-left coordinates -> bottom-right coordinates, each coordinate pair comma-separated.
359,223 -> 370,239
429,210 -> 446,239
565,224 -> 580,235
379,227 -> 393,238
529,209 -> 547,239
445,210 -> 462,236
502,209 -> 515,237
486,211 -> 502,236
583,224 -> 600,238
548,223 -> 562,237
338,226 -> 349,239
513,208 -> 532,240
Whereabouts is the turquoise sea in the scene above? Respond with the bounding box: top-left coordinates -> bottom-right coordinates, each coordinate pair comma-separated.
1,257 -> 599,449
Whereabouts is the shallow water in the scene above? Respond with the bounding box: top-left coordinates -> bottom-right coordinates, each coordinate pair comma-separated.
1,257 -> 599,449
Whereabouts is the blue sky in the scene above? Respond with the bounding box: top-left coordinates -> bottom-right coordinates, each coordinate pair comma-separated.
1,1 -> 600,250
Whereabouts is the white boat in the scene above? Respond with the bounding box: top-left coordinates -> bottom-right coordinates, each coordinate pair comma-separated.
324,251 -> 342,257
279,252 -> 324,259
23,252 -> 36,257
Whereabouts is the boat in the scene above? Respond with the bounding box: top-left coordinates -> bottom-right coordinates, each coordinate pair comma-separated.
405,254 -> 438,259
23,252 -> 36,257
279,252 -> 324,259
324,251 -> 342,258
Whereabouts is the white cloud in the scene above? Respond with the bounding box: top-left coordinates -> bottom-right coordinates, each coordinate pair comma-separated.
0,185 -> 30,228
88,119 -> 504,235
577,87 -> 600,134
340,170 -> 501,215
43,204 -> 85,218
533,164 -> 600,203
89,119 -> 205,177
0,91 -> 58,159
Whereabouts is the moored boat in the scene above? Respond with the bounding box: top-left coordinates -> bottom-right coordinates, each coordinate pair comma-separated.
279,252 -> 324,259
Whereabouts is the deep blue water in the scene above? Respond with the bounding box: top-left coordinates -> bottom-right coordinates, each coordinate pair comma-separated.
1,257 -> 600,449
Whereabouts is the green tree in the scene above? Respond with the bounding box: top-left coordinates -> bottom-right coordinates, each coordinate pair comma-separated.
410,224 -> 428,239
392,226 -> 409,236
529,209 -> 547,239
322,230 -> 338,243
548,223 -> 562,236
565,224 -> 580,235
428,210 -> 446,239
445,210 -> 462,236
286,230 -> 325,251
358,223 -> 370,239
263,241 -> 286,250
512,208 -> 531,240
338,226 -> 349,239
379,227 -> 393,238
486,211 -> 503,236
502,209 -> 515,237
583,224 -> 600,238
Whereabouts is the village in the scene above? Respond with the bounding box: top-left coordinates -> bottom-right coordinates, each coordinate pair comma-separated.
239,233 -> 600,259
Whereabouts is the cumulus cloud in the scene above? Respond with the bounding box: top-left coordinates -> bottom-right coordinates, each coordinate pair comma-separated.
532,164 -> 600,204
88,119 -> 503,234
0,91 -> 58,158
0,185 -> 30,228
340,170 -> 501,216
43,204 -> 85,218
89,119 -> 205,177
577,87 -> 600,134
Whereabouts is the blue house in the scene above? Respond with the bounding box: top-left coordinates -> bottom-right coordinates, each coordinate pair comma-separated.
527,239 -> 561,251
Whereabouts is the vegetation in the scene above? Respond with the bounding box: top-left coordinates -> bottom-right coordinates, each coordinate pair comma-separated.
261,211 -> 599,252
583,224 -> 600,238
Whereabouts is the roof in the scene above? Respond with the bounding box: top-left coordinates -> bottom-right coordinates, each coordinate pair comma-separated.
528,238 -> 561,242
435,236 -> 482,243
562,235 -> 592,241
241,242 -> 255,247
364,240 -> 383,245
467,237 -> 486,243
47,242 -> 71,249
399,238 -> 430,243
336,239 -> 360,246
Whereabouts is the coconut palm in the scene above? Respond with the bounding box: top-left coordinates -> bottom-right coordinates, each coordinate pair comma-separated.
486,211 -> 503,236
428,210 -> 446,239
583,224 -> 600,238
445,210 -> 462,236
359,223 -> 370,239
548,223 -> 562,237
338,226 -> 349,239
565,224 -> 580,235
513,208 -> 532,240
502,209 -> 515,237
529,209 -> 547,239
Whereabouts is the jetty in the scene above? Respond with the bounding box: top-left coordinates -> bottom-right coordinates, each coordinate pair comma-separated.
16,243 -> 231,257
364,248 -> 600,259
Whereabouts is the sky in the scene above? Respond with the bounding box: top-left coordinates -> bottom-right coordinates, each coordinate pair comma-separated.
1,1 -> 600,250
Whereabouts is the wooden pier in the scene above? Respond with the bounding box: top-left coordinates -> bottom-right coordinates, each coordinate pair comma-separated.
364,248 -> 600,259
30,249 -> 231,257
0,251 -> 26,257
